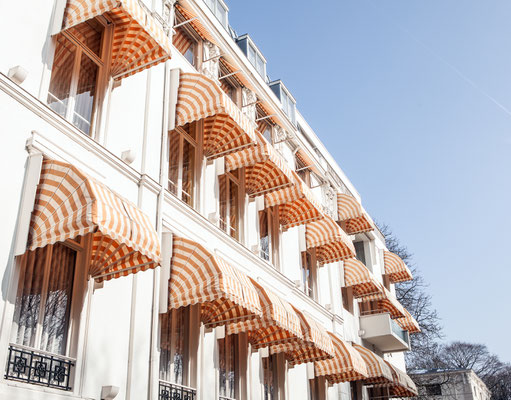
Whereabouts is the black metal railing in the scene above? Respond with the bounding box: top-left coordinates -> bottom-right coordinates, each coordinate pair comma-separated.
159,380 -> 197,400
5,344 -> 74,391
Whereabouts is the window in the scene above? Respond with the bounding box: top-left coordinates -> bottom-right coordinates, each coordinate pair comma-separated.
258,206 -> 280,267
219,170 -> 241,240
169,123 -> 200,208
425,384 -> 442,396
247,42 -> 265,77
205,0 -> 228,27
280,89 -> 296,125
219,63 -> 239,104
354,241 -> 366,266
11,241 -> 85,355
295,156 -> 311,187
160,306 -> 198,393
47,19 -> 107,136
301,250 -> 318,301
262,354 -> 285,400
342,286 -> 354,314
309,377 -> 325,400
218,335 -> 239,400
173,11 -> 200,67
257,111 -> 273,144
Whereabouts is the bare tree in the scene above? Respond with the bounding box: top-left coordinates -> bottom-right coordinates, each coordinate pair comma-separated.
376,223 -> 443,368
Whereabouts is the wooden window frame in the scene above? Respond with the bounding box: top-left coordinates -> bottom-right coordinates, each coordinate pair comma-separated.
168,122 -> 202,210
219,169 -> 245,242
300,249 -> 318,301
258,206 -> 280,269
11,237 -> 90,358
174,10 -> 203,69
47,17 -> 111,139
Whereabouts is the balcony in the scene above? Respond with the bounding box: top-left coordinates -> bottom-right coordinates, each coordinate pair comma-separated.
159,380 -> 197,400
359,313 -> 410,352
4,344 -> 75,391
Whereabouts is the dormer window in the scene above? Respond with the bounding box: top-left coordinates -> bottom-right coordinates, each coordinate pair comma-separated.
236,34 -> 267,79
281,89 -> 296,124
269,80 -> 296,125
205,0 -> 228,27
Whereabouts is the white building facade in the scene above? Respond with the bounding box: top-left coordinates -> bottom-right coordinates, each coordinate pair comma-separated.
411,369 -> 491,400
0,1 -> 420,399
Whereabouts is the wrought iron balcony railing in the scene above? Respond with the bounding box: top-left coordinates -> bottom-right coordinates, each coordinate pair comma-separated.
159,380 -> 197,400
4,344 -> 74,391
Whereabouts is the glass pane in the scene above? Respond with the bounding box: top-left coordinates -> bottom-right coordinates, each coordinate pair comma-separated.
184,44 -> 195,66
256,55 -> 265,77
259,210 -> 270,261
219,175 -> 228,233
263,126 -> 272,143
248,45 -> 256,66
168,130 -> 180,195
354,242 -> 366,265
229,179 -> 238,239
216,3 -> 227,26
160,308 -> 188,384
73,52 -> 99,134
47,35 -> 76,119
263,356 -> 275,400
219,335 -> 237,398
68,19 -> 104,57
40,243 -> 76,355
11,247 -> 49,349
181,138 -> 195,206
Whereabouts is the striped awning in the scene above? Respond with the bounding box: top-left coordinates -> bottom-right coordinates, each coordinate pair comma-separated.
359,287 -> 406,319
227,280 -> 303,349
384,361 -> 418,397
337,194 -> 374,235
175,72 -> 256,159
225,137 -> 297,197
315,333 -> 369,384
220,57 -> 253,90
396,309 -> 421,334
344,258 -> 384,298
28,159 -> 161,281
169,237 -> 262,327
265,175 -> 324,229
296,148 -> 320,175
271,308 -> 335,366
306,216 -> 356,264
384,251 -> 413,283
60,0 -> 172,80
175,4 -> 216,44
352,344 -> 394,385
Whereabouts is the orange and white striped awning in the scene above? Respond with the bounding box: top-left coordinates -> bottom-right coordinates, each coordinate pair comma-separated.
265,175 -> 324,229
337,194 -> 374,234
359,287 -> 407,320
344,258 -> 384,298
295,148 -> 320,175
220,57 -> 254,91
352,344 -> 394,385
227,280 -> 303,349
225,137 -> 297,197
60,0 -> 172,80
175,72 -> 256,159
383,361 -> 418,397
306,216 -> 356,264
169,237 -> 262,327
28,159 -> 161,281
271,308 -> 335,366
396,309 -> 421,334
384,251 -> 413,283
175,3 -> 216,44
315,333 -> 369,384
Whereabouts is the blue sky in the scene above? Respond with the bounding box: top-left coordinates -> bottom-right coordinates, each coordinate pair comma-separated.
229,1 -> 511,362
